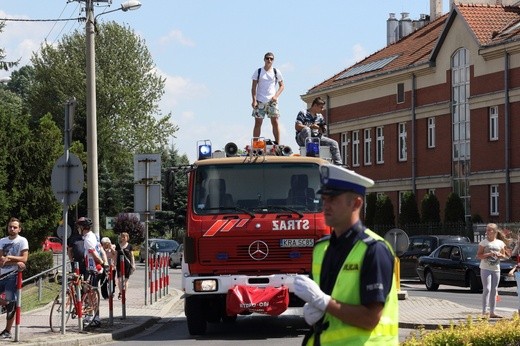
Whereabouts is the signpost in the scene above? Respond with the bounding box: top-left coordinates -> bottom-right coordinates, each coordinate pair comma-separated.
134,154 -> 161,305
50,98 -> 84,334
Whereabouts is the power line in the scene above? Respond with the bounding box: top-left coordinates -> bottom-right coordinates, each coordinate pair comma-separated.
0,17 -> 85,22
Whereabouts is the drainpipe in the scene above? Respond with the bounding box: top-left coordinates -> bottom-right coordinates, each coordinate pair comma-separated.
412,74 -> 417,196
504,52 -> 511,222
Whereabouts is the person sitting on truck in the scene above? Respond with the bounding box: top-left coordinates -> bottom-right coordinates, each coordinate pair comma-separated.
295,96 -> 342,165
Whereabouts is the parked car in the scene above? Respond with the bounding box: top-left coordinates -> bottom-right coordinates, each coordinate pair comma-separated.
41,236 -> 63,253
399,235 -> 471,278
169,243 -> 184,268
139,238 -> 179,263
416,243 -> 517,292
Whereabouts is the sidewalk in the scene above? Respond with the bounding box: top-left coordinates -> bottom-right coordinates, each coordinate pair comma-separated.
3,280 -> 518,344
2,275 -> 183,345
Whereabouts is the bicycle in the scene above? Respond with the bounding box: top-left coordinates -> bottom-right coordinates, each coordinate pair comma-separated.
49,272 -> 100,332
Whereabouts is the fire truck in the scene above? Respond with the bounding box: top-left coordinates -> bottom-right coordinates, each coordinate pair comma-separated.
170,138 -> 332,335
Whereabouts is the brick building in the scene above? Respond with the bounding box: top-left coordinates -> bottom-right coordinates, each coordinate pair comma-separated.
302,2 -> 520,224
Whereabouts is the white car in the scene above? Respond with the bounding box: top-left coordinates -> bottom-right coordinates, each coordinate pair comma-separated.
169,243 -> 183,268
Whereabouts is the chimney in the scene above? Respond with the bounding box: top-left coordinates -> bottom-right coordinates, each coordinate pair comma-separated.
399,12 -> 413,39
430,0 -> 442,21
387,13 -> 399,45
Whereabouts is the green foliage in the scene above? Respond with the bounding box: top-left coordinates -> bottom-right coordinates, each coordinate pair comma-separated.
365,192 -> 377,229
29,22 -> 178,174
444,192 -> 466,224
24,250 -> 54,282
421,192 -> 441,223
373,194 -> 395,233
0,88 -> 62,250
398,192 -> 420,227
113,213 -> 145,244
0,22 -> 19,71
402,315 -> 520,346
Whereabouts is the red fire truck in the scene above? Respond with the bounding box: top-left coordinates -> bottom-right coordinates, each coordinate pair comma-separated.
172,138 -> 332,335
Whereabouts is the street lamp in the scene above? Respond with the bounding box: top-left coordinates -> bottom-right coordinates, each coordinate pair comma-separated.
85,0 -> 141,236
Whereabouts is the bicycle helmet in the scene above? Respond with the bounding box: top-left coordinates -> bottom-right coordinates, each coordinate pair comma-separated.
76,217 -> 93,228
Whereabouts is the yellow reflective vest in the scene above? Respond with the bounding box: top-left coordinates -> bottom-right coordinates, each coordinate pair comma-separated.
305,229 -> 398,346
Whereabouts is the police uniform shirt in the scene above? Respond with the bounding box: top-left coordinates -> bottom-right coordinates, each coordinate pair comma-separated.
320,221 -> 394,306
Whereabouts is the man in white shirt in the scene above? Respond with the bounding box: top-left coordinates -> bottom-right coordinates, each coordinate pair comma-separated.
0,217 -> 28,339
251,52 -> 285,144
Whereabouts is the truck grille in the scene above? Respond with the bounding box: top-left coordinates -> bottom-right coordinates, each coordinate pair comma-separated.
198,237 -> 313,268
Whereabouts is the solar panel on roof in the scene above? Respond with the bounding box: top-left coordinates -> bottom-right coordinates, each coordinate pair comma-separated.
335,55 -> 399,80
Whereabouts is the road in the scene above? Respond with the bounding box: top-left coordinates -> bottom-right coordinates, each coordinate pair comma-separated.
105,273 -> 519,345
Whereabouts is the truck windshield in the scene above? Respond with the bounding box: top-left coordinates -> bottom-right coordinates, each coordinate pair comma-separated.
193,163 -> 322,214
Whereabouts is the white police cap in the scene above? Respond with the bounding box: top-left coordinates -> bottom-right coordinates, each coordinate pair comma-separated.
317,165 -> 374,196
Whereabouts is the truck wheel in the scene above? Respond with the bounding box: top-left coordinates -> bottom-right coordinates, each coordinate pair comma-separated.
185,296 -> 207,335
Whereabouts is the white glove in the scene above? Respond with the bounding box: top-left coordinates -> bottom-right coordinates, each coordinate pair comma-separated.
294,275 -> 331,311
303,303 -> 324,325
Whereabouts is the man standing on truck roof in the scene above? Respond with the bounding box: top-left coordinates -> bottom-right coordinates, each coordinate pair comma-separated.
294,165 -> 398,345
251,52 -> 284,144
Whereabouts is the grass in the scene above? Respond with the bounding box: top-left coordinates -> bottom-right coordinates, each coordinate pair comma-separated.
20,277 -> 61,312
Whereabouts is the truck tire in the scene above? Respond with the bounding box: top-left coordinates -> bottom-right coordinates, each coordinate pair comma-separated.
185,296 -> 207,335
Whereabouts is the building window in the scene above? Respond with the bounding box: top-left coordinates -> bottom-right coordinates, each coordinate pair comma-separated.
489,106 -> 498,141
376,126 -> 384,164
427,117 -> 436,148
397,83 -> 405,104
364,129 -> 372,165
452,48 -> 471,220
352,130 -> 360,167
490,185 -> 499,216
428,189 -> 436,195
398,122 -> 407,161
340,132 -> 349,166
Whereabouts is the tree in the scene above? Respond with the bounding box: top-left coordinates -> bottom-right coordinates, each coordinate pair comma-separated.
373,194 -> 395,235
365,192 -> 377,229
113,213 -> 145,244
0,22 -> 19,71
0,87 -> 63,248
444,192 -> 466,224
28,21 -> 178,221
398,191 -> 420,227
421,192 -> 441,224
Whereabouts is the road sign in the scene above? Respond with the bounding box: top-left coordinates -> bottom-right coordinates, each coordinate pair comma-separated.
134,154 -> 161,182
134,183 -> 162,213
51,153 -> 84,206
57,224 -> 72,240
106,217 -> 116,230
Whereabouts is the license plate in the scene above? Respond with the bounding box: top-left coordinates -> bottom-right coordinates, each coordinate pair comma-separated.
280,239 -> 315,247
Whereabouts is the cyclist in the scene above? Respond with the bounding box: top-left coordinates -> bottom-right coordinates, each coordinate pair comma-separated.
0,217 -> 28,339
77,217 -> 106,327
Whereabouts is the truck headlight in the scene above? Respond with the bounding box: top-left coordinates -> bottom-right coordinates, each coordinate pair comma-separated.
194,279 -> 218,292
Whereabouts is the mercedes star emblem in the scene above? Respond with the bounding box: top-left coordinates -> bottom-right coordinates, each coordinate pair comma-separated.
248,240 -> 269,261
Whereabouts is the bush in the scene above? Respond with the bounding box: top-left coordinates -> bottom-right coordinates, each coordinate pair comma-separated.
402,315 -> 520,346
24,250 -> 54,282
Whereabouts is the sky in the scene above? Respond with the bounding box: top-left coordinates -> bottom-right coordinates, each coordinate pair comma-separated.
0,0 -> 451,163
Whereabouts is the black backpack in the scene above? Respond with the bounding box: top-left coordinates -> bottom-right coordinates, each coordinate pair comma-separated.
257,67 -> 278,83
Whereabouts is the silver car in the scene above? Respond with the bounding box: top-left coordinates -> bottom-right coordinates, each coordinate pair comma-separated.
169,243 -> 184,268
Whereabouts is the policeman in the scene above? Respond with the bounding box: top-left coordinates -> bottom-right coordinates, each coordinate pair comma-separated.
294,165 -> 398,345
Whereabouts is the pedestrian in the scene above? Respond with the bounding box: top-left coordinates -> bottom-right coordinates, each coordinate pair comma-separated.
100,237 -> 117,299
477,223 -> 507,318
67,225 -> 86,278
251,51 -> 284,144
295,96 -> 343,165
0,217 -> 29,339
77,217 -> 106,327
293,165 -> 398,345
115,232 -> 135,299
